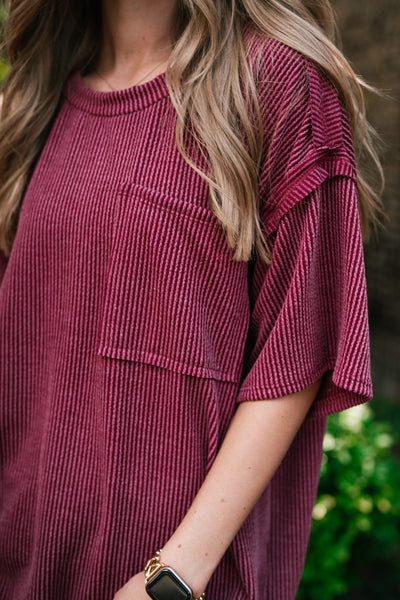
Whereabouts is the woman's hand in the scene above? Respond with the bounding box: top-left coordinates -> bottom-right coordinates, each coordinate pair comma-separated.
113,571 -> 148,600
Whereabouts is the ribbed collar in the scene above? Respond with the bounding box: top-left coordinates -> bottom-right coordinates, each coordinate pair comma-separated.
63,22 -> 259,116
64,69 -> 170,116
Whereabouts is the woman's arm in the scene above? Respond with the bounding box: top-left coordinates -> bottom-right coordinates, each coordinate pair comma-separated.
160,376 -> 322,596
114,376 -> 322,599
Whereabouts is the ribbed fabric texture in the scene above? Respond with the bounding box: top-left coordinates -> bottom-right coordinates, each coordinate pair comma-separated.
0,26 -> 372,600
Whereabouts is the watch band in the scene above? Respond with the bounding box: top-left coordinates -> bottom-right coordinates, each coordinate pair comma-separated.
144,548 -> 206,600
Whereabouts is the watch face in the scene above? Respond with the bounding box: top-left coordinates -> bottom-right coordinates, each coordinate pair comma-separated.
146,567 -> 192,600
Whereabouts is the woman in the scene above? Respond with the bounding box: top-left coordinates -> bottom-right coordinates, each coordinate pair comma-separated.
0,0 -> 384,598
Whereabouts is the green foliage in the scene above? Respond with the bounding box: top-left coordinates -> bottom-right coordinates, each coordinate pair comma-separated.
0,3 -> 8,85
0,4 -> 7,25
297,403 -> 400,600
0,59 -> 8,82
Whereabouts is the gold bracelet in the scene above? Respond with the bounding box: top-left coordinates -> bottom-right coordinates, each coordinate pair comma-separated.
144,548 -> 206,600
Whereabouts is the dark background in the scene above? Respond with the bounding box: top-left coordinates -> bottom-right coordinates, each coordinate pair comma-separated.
332,0 -> 399,404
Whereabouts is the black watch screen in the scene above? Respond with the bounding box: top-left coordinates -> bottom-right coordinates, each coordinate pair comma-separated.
146,567 -> 192,600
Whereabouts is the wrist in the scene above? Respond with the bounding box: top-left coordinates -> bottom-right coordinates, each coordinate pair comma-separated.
153,542 -> 213,599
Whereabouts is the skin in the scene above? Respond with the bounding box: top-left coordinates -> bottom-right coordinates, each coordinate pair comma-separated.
88,2 -> 324,598
83,0 -> 178,91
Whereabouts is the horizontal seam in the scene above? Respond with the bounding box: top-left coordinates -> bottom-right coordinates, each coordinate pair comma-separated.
97,345 -> 239,383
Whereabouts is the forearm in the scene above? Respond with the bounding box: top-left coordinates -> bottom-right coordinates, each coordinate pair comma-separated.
160,377 -> 322,597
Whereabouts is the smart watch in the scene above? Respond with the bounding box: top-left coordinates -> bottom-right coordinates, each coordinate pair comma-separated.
144,549 -> 206,600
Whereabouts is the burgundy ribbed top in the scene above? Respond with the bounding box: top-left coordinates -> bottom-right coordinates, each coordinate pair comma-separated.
0,27 -> 372,600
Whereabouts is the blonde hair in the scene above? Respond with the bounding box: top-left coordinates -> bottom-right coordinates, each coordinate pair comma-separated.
0,0 -> 385,261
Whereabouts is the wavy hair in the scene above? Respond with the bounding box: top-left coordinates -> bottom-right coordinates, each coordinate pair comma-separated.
0,0 -> 385,261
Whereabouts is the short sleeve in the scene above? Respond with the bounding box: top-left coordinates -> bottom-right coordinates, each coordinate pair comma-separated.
235,38 -> 373,418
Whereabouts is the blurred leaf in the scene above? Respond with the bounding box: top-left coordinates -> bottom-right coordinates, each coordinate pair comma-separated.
297,402 -> 400,600
0,59 -> 9,82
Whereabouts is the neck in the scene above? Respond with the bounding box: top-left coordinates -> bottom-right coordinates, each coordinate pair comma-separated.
98,0 -> 178,72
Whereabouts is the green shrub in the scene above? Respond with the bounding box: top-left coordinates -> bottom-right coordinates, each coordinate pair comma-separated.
0,4 -> 8,84
297,403 -> 400,599
0,59 -> 8,82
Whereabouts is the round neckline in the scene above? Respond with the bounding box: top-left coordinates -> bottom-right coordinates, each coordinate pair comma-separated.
64,69 -> 170,116
64,22 -> 258,117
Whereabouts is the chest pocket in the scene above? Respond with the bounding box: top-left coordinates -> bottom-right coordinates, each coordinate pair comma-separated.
97,182 -> 250,383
